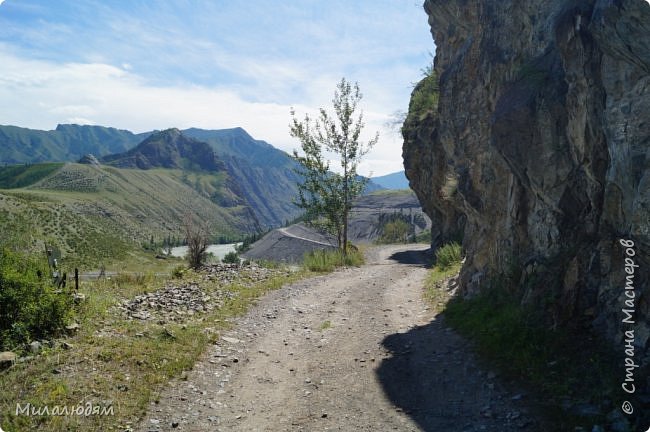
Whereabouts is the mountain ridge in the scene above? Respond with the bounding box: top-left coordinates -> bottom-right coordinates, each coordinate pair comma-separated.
101,128 -> 226,172
0,124 -> 384,228
0,124 -> 146,164
371,171 -> 409,190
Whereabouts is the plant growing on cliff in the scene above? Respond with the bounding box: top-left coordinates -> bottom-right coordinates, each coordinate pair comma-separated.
405,69 -> 439,124
290,78 -> 378,255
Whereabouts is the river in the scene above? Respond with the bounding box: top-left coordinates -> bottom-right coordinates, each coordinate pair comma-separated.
169,243 -> 241,261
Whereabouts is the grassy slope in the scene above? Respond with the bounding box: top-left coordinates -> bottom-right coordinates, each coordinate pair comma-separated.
0,163 -> 258,270
0,163 -> 65,189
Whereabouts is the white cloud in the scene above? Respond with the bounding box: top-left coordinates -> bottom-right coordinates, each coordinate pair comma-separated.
0,48 -> 409,175
0,1 -> 436,176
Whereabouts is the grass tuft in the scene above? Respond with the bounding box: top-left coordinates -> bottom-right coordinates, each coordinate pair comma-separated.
434,242 -> 462,270
302,248 -> 364,272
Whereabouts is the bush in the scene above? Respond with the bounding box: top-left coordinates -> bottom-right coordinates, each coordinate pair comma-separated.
435,242 -> 462,270
171,265 -> 186,279
303,248 -> 364,272
0,248 -> 73,350
378,219 -> 410,244
184,214 -> 208,270
414,229 -> 431,243
222,251 -> 240,264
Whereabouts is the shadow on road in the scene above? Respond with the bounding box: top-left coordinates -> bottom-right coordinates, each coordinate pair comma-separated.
376,316 -> 541,431
388,248 -> 432,268
376,316 -> 475,431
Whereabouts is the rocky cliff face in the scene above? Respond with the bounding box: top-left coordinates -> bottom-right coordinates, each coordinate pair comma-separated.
404,0 -> 649,359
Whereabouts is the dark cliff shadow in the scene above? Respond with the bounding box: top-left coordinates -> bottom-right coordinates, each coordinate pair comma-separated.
376,315 -> 542,432
388,247 -> 433,267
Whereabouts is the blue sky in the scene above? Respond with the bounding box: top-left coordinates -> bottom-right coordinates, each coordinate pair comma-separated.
0,0 -> 434,175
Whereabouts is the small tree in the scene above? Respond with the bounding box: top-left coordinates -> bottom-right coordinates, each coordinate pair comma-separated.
290,78 -> 378,254
183,213 -> 209,269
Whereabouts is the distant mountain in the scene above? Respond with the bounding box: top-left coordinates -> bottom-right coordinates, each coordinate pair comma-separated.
101,128 -> 225,172
371,171 -> 409,190
182,128 -> 302,227
0,124 -> 145,164
0,124 -> 383,229
183,127 -> 289,168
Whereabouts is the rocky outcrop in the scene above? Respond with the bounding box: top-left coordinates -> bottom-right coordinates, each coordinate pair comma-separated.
102,128 -> 226,172
403,0 -> 649,360
78,154 -> 101,166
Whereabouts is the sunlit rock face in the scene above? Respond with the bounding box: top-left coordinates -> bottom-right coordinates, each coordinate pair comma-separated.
403,0 -> 649,357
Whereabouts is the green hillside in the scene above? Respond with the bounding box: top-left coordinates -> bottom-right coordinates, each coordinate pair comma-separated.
0,163 -> 259,270
0,163 -> 64,189
0,124 -> 382,229
0,124 -> 145,164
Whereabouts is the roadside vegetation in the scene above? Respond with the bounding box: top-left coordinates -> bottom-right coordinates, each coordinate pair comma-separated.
423,242 -> 463,314
302,247 -> 365,272
378,219 -> 411,243
0,248 -> 74,351
0,220 -> 366,430
424,242 -> 626,430
444,284 -> 621,429
290,78 -> 378,255
0,254 -> 310,431
375,211 -> 429,245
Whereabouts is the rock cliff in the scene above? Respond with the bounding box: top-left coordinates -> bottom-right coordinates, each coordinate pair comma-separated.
403,0 -> 649,360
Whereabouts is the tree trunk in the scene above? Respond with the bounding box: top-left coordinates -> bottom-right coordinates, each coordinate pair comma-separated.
343,156 -> 349,256
342,207 -> 348,256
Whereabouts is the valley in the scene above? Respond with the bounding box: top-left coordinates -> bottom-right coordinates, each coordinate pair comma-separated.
0,126 -> 302,270
0,125 -> 409,271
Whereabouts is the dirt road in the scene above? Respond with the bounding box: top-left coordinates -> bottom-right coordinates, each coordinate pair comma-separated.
139,244 -> 536,431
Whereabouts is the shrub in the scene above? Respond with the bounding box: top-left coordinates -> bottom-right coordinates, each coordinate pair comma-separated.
222,251 -> 240,264
435,242 -> 462,270
171,265 -> 186,279
378,219 -> 411,244
183,214 -> 208,270
414,229 -> 431,243
0,248 -> 73,350
303,248 -> 364,272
